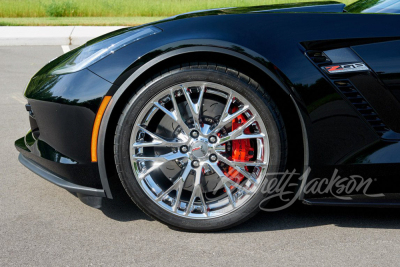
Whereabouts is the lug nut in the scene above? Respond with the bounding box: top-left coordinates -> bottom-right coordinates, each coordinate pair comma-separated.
180,145 -> 188,153
209,136 -> 217,144
192,160 -> 200,168
209,154 -> 217,162
190,130 -> 199,138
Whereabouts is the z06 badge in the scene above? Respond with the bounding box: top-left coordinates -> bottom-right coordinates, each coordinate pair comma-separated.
322,63 -> 369,74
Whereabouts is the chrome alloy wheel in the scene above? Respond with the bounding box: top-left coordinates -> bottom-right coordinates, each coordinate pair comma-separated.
130,81 -> 270,219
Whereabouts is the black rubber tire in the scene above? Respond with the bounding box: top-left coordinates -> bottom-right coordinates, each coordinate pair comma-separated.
114,62 -> 287,232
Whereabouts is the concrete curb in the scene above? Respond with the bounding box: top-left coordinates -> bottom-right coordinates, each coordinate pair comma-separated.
0,26 -> 125,46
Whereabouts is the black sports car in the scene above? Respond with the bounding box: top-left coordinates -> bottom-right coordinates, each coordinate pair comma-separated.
15,0 -> 400,231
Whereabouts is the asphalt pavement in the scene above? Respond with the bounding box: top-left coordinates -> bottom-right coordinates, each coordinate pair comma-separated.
1,46 -> 400,266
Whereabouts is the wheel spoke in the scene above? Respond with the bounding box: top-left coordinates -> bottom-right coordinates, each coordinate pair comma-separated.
153,101 -> 178,122
222,176 -> 253,195
208,90 -> 250,135
133,125 -> 187,148
208,162 -> 253,195
224,184 -> 236,208
132,152 -> 187,180
181,84 -> 205,132
208,90 -> 232,135
221,90 -> 234,119
169,88 -> 192,135
214,155 -> 259,185
172,178 -> 185,212
156,160 -> 192,212
153,90 -> 192,136
133,162 -> 162,180
220,105 -> 249,127
185,165 -> 208,216
132,151 -> 186,162
233,161 -> 268,167
217,115 -> 257,145
214,145 -> 226,153
229,132 -> 265,141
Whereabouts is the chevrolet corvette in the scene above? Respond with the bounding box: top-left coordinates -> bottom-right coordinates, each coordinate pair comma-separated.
15,0 -> 400,231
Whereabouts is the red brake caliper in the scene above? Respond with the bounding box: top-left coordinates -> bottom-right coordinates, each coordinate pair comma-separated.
223,107 -> 254,186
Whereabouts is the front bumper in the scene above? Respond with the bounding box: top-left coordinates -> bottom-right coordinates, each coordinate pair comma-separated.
17,153 -> 105,198
15,131 -> 105,199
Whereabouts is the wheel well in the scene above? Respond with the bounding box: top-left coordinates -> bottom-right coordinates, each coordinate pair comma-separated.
103,52 -> 305,194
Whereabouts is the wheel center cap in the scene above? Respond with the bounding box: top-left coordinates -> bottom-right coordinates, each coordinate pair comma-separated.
191,141 -> 208,158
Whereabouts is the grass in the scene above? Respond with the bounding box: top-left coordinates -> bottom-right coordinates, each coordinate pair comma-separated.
0,17 -> 166,26
0,0 -> 358,26
0,0 -> 357,18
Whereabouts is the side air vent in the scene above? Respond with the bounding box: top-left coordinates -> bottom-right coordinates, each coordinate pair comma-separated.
333,80 -> 390,136
305,48 -> 400,138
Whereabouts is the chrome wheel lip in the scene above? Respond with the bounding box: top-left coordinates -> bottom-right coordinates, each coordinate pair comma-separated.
129,81 -> 270,219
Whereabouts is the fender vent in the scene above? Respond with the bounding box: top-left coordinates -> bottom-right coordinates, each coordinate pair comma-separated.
333,80 -> 390,136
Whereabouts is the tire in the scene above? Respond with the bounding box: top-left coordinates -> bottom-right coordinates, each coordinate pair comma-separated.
114,62 -> 287,232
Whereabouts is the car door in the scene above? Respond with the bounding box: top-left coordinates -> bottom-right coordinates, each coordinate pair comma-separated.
352,40 -> 400,102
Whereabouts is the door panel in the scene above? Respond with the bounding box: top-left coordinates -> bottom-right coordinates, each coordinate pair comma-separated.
352,40 -> 400,101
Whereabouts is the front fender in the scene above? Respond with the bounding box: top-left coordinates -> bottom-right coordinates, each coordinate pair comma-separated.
94,44 -> 310,198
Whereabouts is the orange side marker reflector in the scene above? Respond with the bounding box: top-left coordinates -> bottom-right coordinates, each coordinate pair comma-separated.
91,96 -> 112,162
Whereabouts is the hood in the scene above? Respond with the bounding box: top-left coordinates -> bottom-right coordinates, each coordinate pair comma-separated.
170,1 -> 346,19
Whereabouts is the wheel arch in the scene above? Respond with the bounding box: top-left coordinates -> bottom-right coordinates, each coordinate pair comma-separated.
97,46 -> 309,199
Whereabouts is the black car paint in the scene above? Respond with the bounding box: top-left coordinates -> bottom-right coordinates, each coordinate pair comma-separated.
15,1 -> 400,203
16,69 -> 112,190
352,40 -> 400,99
